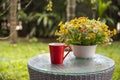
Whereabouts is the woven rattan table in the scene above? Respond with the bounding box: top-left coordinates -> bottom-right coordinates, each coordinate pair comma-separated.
28,52 -> 115,80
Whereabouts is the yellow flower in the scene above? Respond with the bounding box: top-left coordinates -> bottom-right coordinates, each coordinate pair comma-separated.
58,21 -> 63,26
55,30 -> 59,35
98,27 -> 102,32
70,19 -> 75,23
103,24 -> 109,32
113,29 -> 117,35
104,32 -> 108,37
104,28 -> 109,32
74,24 -> 79,28
77,17 -> 87,23
88,33 -> 96,38
60,25 -> 64,31
55,17 -> 117,45
65,29 -> 68,34
103,24 -> 108,29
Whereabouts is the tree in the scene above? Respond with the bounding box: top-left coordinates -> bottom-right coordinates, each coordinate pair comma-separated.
9,0 -> 18,44
66,0 -> 76,21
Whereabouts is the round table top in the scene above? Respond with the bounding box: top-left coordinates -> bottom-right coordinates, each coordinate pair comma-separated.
28,52 -> 115,75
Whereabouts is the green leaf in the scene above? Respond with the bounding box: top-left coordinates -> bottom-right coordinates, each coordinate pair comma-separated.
106,17 -> 115,26
43,15 -> 48,27
48,19 -> 53,28
37,16 -> 43,25
98,0 -> 111,17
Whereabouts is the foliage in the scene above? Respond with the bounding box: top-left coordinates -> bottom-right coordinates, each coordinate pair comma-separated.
18,10 -> 36,37
0,41 -> 120,80
18,10 -> 34,24
0,0 -> 9,17
76,0 -> 119,31
0,0 -> 10,37
0,0 -> 119,39
35,12 -> 60,37
0,0 -> 61,38
98,0 -> 112,18
95,0 -> 119,28
76,0 -> 112,18
18,10 -> 61,37
19,0 -> 66,38
55,17 -> 116,45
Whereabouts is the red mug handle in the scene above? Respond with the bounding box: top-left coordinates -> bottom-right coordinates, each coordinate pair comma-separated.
63,46 -> 72,60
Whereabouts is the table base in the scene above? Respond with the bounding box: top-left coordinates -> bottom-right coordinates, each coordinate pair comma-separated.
28,66 -> 114,80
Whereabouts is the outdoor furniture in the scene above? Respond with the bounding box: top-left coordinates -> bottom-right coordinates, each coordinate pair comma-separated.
27,52 -> 115,80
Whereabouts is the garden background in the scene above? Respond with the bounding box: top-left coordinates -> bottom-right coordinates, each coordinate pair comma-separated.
0,0 -> 120,80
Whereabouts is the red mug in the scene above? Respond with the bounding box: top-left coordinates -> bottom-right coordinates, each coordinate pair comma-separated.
49,43 -> 71,64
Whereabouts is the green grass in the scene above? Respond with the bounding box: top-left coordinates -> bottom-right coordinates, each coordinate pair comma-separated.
0,41 -> 120,80
0,41 -> 49,80
96,42 -> 120,80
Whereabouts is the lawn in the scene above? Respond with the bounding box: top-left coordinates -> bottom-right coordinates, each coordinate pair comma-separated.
0,40 -> 120,80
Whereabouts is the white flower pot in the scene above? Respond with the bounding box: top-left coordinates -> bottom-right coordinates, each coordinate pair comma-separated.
72,45 -> 97,58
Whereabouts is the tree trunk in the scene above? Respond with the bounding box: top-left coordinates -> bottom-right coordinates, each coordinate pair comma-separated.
66,0 -> 76,21
9,0 -> 18,44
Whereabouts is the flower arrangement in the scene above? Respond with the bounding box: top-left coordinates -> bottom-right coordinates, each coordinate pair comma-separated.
55,17 -> 117,45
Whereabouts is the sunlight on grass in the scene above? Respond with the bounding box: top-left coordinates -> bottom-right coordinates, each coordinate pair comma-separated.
96,42 -> 120,80
0,41 -> 120,80
0,41 -> 49,80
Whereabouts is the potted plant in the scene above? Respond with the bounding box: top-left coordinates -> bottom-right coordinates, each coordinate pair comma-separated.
55,17 -> 117,58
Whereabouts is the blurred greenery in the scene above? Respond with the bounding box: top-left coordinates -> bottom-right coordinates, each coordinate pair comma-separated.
0,40 -> 49,80
0,0 -> 119,39
76,0 -> 119,29
0,41 -> 120,80
0,0 -> 119,79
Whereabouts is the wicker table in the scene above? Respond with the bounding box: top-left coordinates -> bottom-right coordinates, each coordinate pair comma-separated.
28,52 -> 115,80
